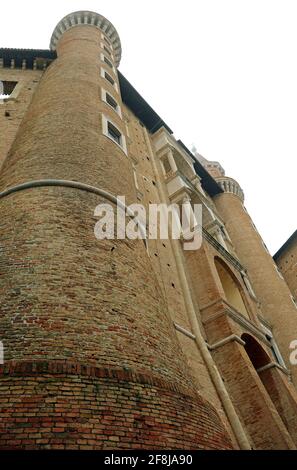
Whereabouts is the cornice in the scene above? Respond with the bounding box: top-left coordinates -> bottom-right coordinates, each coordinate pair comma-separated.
50,11 -> 122,67
216,176 -> 244,202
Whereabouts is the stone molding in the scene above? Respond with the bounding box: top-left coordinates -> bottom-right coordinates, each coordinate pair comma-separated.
50,11 -> 122,67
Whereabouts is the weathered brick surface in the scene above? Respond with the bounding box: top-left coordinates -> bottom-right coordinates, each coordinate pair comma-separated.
184,225 -> 297,449
214,192 -> 297,385
0,20 -> 234,450
212,341 -> 294,449
0,362 -> 233,450
3,9 -> 296,451
275,236 -> 297,300
0,69 -> 42,170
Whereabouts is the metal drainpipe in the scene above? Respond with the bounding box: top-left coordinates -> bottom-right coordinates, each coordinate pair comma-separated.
143,127 -> 251,450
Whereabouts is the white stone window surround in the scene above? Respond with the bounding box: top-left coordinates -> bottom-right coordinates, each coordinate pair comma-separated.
101,32 -> 113,50
0,80 -> 21,102
101,88 -> 122,119
102,114 -> 127,156
100,42 -> 114,59
100,52 -> 115,72
100,67 -> 119,93
261,323 -> 286,368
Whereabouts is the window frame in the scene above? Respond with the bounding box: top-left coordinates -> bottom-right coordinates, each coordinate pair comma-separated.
100,53 -> 114,72
101,33 -> 113,49
102,114 -> 127,155
100,67 -> 119,92
101,88 -> 122,118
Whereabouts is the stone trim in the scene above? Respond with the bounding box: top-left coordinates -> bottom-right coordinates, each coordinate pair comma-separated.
202,227 -> 245,273
0,179 -> 146,247
216,177 -> 244,202
174,322 -> 196,340
257,362 -> 290,376
202,300 -> 270,346
207,334 -> 246,351
50,11 -> 122,67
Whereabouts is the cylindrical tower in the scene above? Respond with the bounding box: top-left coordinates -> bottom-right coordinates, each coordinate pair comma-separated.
0,11 -> 232,449
214,175 -> 297,385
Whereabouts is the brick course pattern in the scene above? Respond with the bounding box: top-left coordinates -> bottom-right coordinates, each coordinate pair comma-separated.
0,361 -> 232,450
0,13 -> 234,450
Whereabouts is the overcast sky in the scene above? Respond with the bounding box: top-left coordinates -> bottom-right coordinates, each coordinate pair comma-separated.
1,0 -> 296,254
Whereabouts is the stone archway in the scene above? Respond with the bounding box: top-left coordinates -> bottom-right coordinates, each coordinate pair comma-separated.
214,257 -> 250,318
241,333 -> 270,369
242,333 -> 297,446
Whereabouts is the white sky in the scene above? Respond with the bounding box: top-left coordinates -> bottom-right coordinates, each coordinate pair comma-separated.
1,0 -> 296,254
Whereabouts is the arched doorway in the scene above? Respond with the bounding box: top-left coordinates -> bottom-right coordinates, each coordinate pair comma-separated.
242,333 -> 270,369
214,257 -> 249,318
242,333 -> 297,446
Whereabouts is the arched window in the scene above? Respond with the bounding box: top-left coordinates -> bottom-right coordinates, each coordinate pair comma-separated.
214,257 -> 249,318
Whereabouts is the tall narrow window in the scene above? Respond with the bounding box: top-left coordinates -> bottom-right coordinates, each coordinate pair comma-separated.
100,68 -> 118,92
104,56 -> 113,69
106,93 -> 118,110
102,115 -> 127,155
105,71 -> 115,86
101,89 -> 122,118
103,36 -> 111,47
108,121 -> 121,145
104,45 -> 112,57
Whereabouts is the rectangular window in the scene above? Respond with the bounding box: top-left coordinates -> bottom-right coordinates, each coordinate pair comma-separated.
104,56 -> 113,69
101,88 -> 122,118
104,45 -> 112,57
102,114 -> 127,155
106,92 -> 118,110
104,36 -> 111,47
104,71 -> 115,86
100,68 -> 118,92
108,121 -> 121,145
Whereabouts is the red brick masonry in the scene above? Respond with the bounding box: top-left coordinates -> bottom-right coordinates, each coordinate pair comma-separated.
0,360 -> 233,450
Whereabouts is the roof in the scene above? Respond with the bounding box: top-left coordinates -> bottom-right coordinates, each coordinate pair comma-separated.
274,230 -> 297,260
0,48 -> 172,134
0,48 -> 222,197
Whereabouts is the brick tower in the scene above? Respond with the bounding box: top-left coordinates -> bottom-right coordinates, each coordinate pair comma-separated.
213,174 -> 297,386
0,11 -> 233,450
